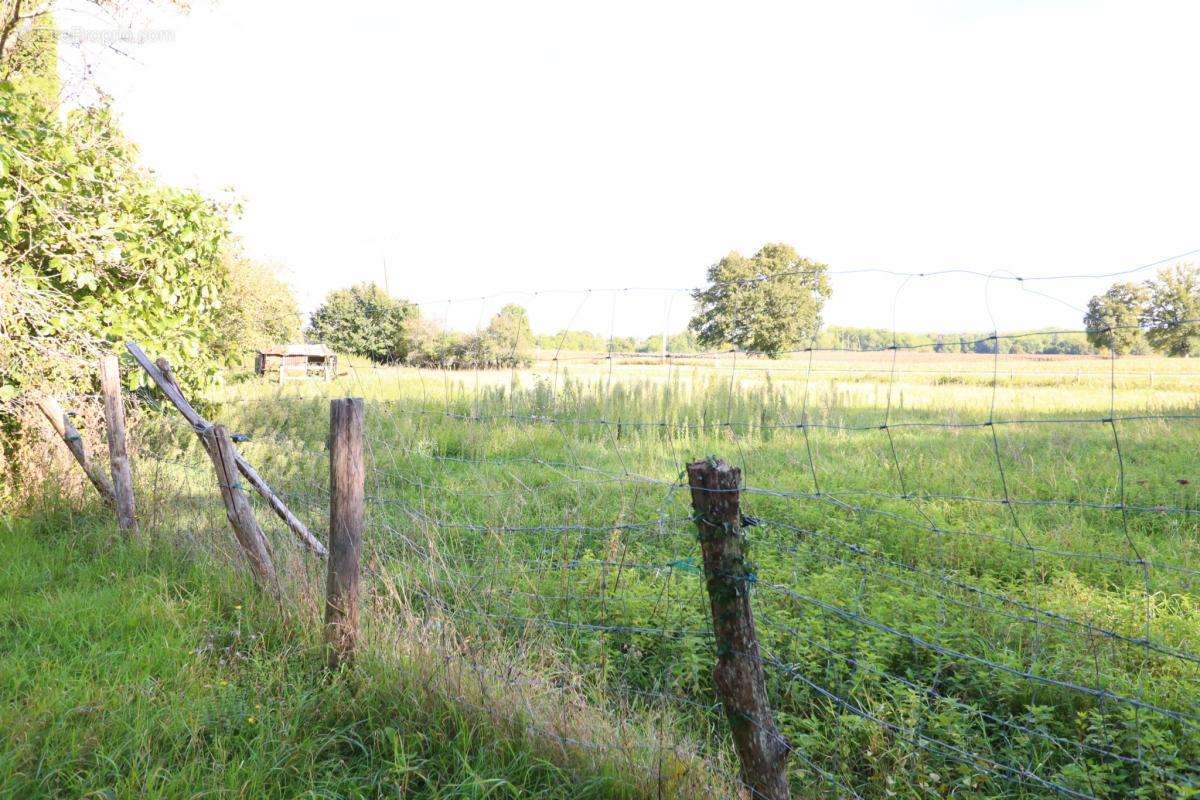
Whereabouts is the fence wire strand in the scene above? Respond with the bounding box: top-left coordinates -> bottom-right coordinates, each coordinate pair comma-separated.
43,271 -> 1199,800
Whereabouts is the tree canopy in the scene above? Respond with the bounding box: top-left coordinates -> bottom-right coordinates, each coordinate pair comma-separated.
1143,264 -> 1200,357
1083,282 -> 1148,355
305,293 -> 540,369
1,63 -> 237,398
306,283 -> 416,363
689,243 -> 830,358
216,253 -> 303,357
487,304 -> 532,351
1081,265 -> 1200,357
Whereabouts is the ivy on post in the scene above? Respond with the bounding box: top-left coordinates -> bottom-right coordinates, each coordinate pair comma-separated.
325,397 -> 365,670
687,456 -> 790,800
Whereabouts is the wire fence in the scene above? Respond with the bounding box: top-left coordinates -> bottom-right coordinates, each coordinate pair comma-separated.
20,270 -> 1200,799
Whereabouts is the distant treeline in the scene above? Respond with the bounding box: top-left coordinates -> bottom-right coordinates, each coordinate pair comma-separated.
816,326 -> 1098,355
530,331 -> 701,353
529,327 -> 1098,355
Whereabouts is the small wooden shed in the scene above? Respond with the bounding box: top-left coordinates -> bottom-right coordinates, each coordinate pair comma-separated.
254,344 -> 337,382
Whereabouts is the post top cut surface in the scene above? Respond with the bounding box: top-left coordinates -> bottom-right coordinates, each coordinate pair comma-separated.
686,457 -> 741,487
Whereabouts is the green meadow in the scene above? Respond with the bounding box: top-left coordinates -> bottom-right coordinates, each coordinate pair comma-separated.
10,349 -> 1200,798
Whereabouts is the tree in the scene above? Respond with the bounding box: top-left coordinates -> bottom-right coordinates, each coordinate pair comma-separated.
1143,264 -> 1200,357
1083,282 -> 1148,355
215,253 -> 303,358
689,243 -> 831,358
533,329 -> 608,352
1,3 -> 58,102
306,283 -> 416,362
483,304 -> 533,367
0,69 -> 235,399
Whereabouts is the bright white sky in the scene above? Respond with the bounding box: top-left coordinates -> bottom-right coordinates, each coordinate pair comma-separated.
56,0 -> 1200,337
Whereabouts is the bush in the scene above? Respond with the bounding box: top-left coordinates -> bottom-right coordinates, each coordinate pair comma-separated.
0,80 -> 236,399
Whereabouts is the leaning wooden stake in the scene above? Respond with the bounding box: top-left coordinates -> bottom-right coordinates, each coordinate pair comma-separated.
325,397 -> 364,670
123,341 -> 327,557
100,356 -> 138,534
687,457 -> 790,800
205,424 -> 280,596
34,395 -> 117,508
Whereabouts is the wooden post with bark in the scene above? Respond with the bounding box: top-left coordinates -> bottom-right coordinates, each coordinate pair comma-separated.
100,356 -> 138,534
325,397 -> 364,670
687,457 -> 790,800
34,395 -> 117,509
123,341 -> 327,558
204,423 -> 280,596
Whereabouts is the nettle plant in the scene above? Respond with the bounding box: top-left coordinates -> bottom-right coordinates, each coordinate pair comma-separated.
0,81 -> 236,399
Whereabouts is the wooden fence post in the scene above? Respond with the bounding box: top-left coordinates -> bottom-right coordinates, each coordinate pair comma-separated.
34,395 -> 117,508
204,424 -> 279,596
100,356 -> 137,534
687,457 -> 790,800
325,397 -> 364,670
123,342 -> 327,557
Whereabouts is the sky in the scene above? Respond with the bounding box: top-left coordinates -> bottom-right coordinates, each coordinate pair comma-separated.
54,0 -> 1200,337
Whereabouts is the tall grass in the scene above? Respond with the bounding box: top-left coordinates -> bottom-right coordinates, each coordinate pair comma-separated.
19,350 -> 1200,798
0,509 -> 725,798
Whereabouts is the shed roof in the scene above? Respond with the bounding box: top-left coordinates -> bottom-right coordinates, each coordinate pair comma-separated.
257,344 -> 334,357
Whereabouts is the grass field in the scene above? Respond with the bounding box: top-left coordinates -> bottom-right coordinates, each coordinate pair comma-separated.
14,349 -> 1200,798
0,511 -> 698,798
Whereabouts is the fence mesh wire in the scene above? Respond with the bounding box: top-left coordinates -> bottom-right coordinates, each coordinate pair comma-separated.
32,270 -> 1200,799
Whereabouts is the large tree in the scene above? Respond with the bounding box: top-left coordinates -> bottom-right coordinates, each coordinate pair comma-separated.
689,243 -> 830,358
306,283 -> 417,362
1083,282 -> 1148,355
215,253 -> 302,357
1143,264 -> 1200,356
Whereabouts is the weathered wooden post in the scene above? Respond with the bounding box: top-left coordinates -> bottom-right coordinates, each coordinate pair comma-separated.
34,395 -> 117,508
204,424 -> 279,596
687,457 -> 790,800
123,342 -> 327,557
325,397 -> 364,670
99,356 -> 138,534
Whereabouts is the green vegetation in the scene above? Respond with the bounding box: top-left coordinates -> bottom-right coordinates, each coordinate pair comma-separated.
123,351 -> 1196,798
1084,283 -> 1150,355
1144,265 -> 1200,357
0,74 -> 236,398
531,330 -> 700,354
307,283 -> 418,363
526,327 -> 1093,357
690,243 -> 831,357
0,4 -> 58,103
0,5 -> 301,395
217,253 -> 303,355
306,287 -> 535,368
1083,264 -> 1200,357
0,7 -> 302,496
0,511 -> 695,798
302,258 -> 1200,369
817,326 -> 1095,355
5,8 -> 1200,796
